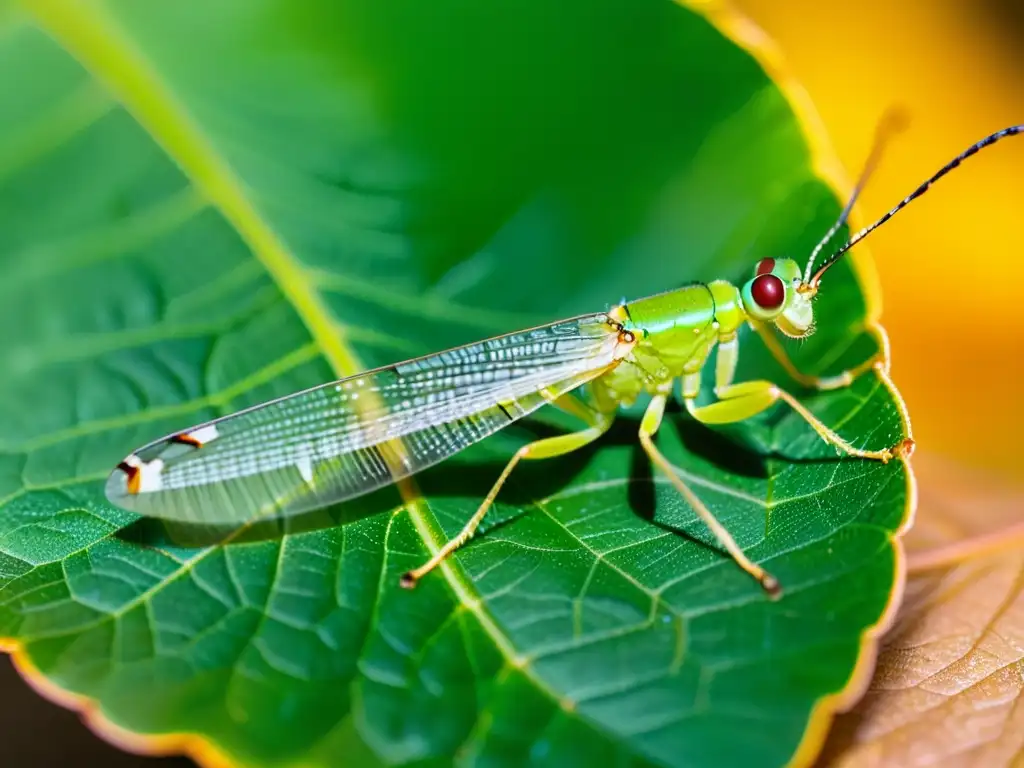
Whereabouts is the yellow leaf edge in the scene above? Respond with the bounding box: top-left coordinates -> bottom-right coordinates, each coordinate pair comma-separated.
0,1 -> 919,767
0,639 -> 237,768
674,1 -> 919,767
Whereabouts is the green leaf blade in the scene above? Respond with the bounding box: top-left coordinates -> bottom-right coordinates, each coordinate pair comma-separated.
0,1 -> 913,766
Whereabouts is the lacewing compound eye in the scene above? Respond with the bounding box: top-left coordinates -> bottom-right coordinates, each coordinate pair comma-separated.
751,273 -> 785,309
755,257 -> 775,276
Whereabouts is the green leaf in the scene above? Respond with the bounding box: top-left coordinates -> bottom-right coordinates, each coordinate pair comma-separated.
0,1 -> 913,767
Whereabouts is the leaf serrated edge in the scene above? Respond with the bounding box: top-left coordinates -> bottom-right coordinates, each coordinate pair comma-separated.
676,1 -> 919,766
0,643 -> 236,768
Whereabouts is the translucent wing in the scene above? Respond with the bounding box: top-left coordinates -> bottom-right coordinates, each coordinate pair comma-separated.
105,312 -> 627,526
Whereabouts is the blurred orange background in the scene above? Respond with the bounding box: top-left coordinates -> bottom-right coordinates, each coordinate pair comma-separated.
735,0 -> 1024,478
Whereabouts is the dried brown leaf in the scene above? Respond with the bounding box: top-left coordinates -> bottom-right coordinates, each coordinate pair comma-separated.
820,453 -> 1024,767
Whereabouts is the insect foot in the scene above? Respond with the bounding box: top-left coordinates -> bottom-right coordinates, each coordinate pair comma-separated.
399,572 -> 419,589
896,438 -> 916,459
878,437 -> 915,464
760,573 -> 782,601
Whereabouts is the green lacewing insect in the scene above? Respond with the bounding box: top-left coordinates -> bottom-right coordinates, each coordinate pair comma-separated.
106,123 -> 1023,598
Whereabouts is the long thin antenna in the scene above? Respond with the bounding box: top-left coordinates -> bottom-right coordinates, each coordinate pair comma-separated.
807,124 -> 1024,288
804,109 -> 907,283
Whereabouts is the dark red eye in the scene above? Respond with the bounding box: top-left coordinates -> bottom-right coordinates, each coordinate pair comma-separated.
751,274 -> 785,309
755,258 -> 775,276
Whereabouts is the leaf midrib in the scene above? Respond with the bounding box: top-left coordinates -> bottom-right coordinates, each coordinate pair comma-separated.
22,0 -> 363,380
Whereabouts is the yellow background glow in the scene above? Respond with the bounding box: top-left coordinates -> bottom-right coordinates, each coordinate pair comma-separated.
736,0 -> 1024,477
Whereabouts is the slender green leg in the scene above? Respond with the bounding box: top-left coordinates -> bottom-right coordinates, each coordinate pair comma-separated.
638,393 -> 781,597
685,379 -> 912,462
702,330 -> 909,460
401,394 -> 615,588
751,321 -> 891,391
